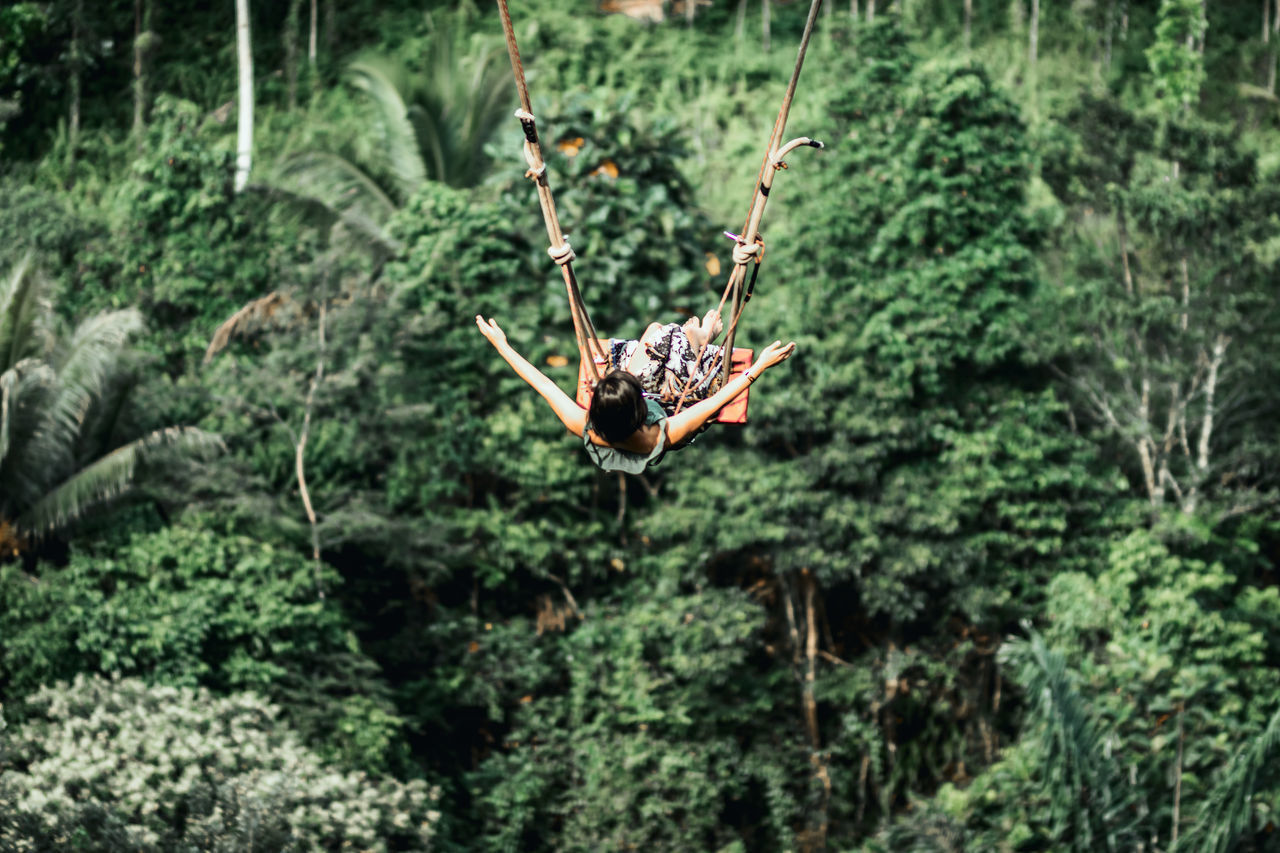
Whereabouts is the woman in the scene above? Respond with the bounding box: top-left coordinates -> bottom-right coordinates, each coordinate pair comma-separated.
475,313 -> 796,473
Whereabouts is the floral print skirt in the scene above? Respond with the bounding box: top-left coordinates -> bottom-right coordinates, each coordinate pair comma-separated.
609,323 -> 724,415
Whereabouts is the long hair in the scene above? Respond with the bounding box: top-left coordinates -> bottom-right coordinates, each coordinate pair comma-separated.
588,370 -> 646,443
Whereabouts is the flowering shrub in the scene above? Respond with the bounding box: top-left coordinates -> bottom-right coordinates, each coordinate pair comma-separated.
0,676 -> 440,851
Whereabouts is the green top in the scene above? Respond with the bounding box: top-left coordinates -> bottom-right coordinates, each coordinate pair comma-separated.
582,397 -> 669,474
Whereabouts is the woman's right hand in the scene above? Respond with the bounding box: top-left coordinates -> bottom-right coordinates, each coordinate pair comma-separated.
475,315 -> 508,348
754,340 -> 797,372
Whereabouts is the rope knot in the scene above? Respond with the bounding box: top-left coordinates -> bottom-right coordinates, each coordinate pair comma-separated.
548,240 -> 576,266
522,141 -> 546,180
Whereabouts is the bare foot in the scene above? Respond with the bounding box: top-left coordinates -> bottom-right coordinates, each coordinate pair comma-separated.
700,309 -> 723,342
682,316 -> 706,351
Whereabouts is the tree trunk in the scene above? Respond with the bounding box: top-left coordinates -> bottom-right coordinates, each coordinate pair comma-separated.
132,0 -> 142,138
297,300 -> 326,597
235,0 -> 253,192
762,0 -> 771,52
285,0 -> 301,111
1029,0 -> 1040,73
801,571 -> 830,850
867,0 -> 876,22
66,0 -> 84,186
1171,702 -> 1185,843
1269,0 -> 1278,93
964,0 -> 973,51
736,0 -> 748,38
850,0 -> 858,19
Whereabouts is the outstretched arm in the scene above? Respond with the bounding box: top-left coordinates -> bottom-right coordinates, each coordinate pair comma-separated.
665,340 -> 796,446
476,315 -> 588,437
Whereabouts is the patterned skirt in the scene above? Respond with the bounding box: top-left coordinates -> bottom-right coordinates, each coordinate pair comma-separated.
609,323 -> 724,415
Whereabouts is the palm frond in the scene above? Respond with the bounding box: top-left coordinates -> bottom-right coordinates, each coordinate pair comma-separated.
275,152 -> 401,248
16,426 -> 224,538
0,359 -> 58,510
347,57 -> 428,198
35,310 -> 143,467
0,253 -> 54,373
1175,705 -> 1280,853
1004,631 -> 1135,851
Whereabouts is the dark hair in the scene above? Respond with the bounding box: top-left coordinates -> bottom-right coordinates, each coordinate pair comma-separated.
589,370 -> 646,443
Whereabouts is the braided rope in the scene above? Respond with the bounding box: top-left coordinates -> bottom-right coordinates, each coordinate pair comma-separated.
496,0 -> 606,381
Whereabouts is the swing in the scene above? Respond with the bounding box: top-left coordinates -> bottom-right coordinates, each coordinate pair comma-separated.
495,0 -> 823,424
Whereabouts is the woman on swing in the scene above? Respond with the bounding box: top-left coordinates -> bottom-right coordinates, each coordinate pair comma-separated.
475,309 -> 796,473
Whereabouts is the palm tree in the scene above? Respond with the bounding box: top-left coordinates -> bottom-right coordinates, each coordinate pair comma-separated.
0,254 -> 220,551
1175,704 -> 1280,853
1005,632 -> 1138,851
272,16 -> 512,248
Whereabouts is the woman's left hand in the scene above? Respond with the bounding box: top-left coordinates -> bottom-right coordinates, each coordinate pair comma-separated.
475,315 -> 508,348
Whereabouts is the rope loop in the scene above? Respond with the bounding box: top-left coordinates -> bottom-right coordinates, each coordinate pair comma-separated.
548,240 -> 576,266
522,141 -> 546,180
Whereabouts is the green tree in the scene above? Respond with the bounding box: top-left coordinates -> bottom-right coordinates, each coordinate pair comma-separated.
472,590 -> 805,852
0,253 -> 217,547
276,15 -> 511,247
1039,95 -> 1280,518
637,21 -> 1118,836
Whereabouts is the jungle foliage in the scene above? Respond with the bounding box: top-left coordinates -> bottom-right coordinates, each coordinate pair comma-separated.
2,0 -> 1279,850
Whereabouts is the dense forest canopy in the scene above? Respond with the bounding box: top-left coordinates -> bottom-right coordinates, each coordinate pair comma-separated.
2,0 -> 1280,849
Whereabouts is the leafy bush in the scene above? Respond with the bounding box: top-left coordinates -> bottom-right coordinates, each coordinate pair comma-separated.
0,675 -> 440,851
472,589 -> 804,852
0,524 -> 407,774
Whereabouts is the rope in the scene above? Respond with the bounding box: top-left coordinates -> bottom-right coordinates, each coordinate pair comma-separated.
496,0 -> 606,382
670,0 -> 825,414
717,0 -> 826,387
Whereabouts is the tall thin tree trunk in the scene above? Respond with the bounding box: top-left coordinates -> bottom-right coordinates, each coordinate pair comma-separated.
133,0 -> 153,141
309,0 -> 317,62
850,0 -> 859,18
285,0 -> 301,111
736,0 -> 748,38
762,0 -> 771,51
867,0 -> 876,21
66,0 -> 84,186
801,571 -> 830,849
297,300 -> 326,598
1269,0 -> 1278,93
235,0 -> 253,192
1117,208 -> 1134,297
132,0 -> 142,137
964,0 -> 973,51
1029,0 -> 1040,73
1171,702 -> 1185,843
